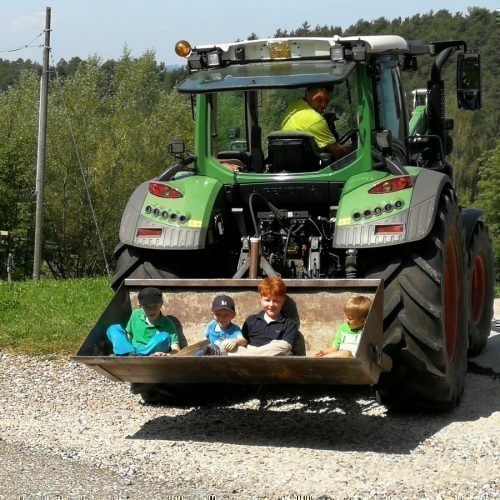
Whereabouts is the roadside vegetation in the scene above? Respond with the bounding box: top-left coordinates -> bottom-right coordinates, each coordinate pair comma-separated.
0,277 -> 113,355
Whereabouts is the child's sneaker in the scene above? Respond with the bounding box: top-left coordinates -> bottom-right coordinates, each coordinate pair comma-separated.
201,343 -> 226,356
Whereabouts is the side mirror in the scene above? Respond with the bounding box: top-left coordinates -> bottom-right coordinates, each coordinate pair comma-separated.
373,129 -> 393,154
168,139 -> 186,159
457,53 -> 481,110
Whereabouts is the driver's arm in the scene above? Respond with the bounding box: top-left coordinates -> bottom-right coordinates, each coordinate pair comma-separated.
311,116 -> 351,159
325,142 -> 351,158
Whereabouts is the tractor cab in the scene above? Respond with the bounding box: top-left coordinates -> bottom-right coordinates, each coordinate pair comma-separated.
175,37 -> 361,176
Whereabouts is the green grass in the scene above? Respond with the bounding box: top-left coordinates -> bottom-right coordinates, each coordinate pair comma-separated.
0,277 -> 113,356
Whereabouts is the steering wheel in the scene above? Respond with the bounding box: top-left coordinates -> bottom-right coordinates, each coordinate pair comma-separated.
338,128 -> 358,145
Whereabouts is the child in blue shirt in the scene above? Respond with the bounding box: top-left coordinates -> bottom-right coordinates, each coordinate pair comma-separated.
199,295 -> 247,355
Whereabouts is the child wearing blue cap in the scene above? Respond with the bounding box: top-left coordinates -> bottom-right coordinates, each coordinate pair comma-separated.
199,295 -> 247,355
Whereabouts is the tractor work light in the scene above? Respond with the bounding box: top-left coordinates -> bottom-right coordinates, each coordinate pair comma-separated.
187,48 -> 223,70
330,44 -> 345,61
206,50 -> 222,67
352,44 -> 367,61
374,130 -> 393,150
368,176 -> 413,194
187,52 -> 204,70
149,182 -> 184,199
175,40 -> 192,58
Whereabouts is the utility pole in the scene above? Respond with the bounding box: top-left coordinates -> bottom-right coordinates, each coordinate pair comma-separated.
33,7 -> 51,280
0,230 -> 9,282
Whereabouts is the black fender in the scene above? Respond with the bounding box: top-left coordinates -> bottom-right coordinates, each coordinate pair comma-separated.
460,207 -> 485,247
404,168 -> 453,242
119,181 -> 150,245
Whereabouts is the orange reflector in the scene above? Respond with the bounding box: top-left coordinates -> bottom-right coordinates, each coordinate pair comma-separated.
175,40 -> 192,58
137,228 -> 163,238
374,224 -> 405,234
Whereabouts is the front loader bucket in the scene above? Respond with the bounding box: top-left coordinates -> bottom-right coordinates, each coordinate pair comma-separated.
72,279 -> 391,386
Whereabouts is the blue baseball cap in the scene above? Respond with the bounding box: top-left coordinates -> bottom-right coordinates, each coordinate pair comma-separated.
211,295 -> 235,313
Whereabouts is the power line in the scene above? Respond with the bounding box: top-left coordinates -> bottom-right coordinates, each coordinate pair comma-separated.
0,31 -> 44,55
49,50 -> 111,276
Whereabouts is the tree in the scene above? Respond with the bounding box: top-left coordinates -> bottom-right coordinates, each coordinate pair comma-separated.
41,50 -> 194,278
0,70 -> 40,279
475,144 -> 500,266
0,50 -> 195,279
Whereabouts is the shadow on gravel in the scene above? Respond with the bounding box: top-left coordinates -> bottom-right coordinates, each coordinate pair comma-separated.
128,374 -> 500,453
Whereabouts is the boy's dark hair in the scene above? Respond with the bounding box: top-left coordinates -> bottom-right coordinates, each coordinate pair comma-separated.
138,287 -> 163,306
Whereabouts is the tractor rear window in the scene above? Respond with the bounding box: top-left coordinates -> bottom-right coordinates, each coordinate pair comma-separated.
211,73 -> 359,172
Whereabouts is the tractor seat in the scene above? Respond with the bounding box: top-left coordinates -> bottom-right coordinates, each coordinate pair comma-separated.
266,131 -> 333,173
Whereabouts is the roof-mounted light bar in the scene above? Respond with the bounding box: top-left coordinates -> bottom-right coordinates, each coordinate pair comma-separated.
331,42 -> 367,62
175,40 -> 224,71
187,48 -> 223,71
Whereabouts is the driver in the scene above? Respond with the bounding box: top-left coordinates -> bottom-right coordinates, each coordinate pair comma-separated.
281,84 -> 351,159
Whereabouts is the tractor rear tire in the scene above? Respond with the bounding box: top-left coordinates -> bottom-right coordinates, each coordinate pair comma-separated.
111,244 -> 233,291
466,222 -> 495,356
111,244 -> 153,290
365,189 -> 468,411
111,245 -> 184,291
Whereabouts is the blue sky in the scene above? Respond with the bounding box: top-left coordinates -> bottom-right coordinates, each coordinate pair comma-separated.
0,1 -> 497,66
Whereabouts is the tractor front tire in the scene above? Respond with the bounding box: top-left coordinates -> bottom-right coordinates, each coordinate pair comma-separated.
365,189 -> 468,411
466,222 -> 495,356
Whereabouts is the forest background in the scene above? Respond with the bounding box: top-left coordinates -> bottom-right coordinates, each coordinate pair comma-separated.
0,7 -> 498,281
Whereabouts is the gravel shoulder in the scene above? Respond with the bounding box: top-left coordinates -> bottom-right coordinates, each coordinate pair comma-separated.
1,349 -> 499,500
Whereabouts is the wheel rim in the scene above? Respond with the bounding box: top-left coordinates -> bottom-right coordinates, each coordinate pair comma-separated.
471,254 -> 485,324
444,236 -> 460,361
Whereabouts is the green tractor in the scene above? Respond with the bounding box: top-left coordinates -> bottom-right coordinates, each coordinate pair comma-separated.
80,35 -> 494,410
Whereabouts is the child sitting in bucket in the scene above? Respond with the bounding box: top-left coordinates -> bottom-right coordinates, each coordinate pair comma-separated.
197,295 -> 247,355
106,287 -> 180,356
227,277 -> 298,356
314,295 -> 372,358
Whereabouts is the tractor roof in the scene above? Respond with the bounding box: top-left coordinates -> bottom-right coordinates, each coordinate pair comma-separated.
192,35 -> 409,63
176,35 -> 410,93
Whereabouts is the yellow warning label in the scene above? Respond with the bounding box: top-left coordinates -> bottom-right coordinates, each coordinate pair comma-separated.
337,217 -> 352,226
188,220 -> 202,228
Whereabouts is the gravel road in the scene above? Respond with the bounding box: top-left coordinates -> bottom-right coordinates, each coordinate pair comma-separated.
1,339 -> 499,499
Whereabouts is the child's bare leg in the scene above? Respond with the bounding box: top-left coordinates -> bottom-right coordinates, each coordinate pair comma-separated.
322,350 -> 353,358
